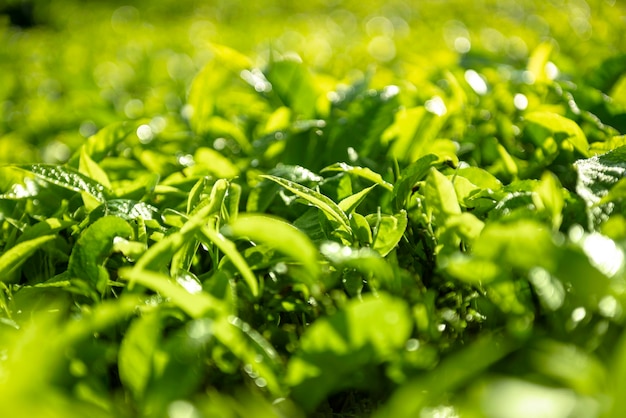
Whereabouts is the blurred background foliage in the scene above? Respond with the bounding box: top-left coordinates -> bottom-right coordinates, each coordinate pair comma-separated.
1,0 -> 624,163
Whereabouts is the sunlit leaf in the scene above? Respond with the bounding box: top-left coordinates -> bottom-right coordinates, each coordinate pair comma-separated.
338,184 -> 377,214
392,154 -> 438,211
575,146 -> 626,227
525,111 -> 589,157
222,213 -> 321,286
80,121 -> 137,163
198,225 -> 259,297
472,219 -> 556,272
533,171 -> 564,230
16,164 -> 109,202
366,210 -> 408,257
440,253 -> 503,284
79,147 -> 111,189
349,212 -> 373,245
0,235 -> 55,282
98,199 -> 159,221
424,167 -> 462,220
192,147 -> 240,178
527,42 -> 554,84
262,174 -> 350,231
264,59 -> 318,119
322,163 -> 393,191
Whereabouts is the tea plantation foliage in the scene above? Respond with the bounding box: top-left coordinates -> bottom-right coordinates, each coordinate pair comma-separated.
2,0 -> 626,416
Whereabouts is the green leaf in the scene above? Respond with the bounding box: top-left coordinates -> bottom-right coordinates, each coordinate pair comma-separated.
525,111 -> 589,157
529,339 -> 606,395
262,174 -> 350,232
286,294 -> 412,412
456,166 -> 502,191
222,213 -> 321,286
320,242 -> 394,284
246,165 -> 323,213
99,199 -> 159,221
554,235 -> 616,306
136,180 -> 229,272
0,235 -> 55,282
608,326 -> 626,417
198,225 -> 259,297
392,154 -> 438,211
196,119 -> 251,154
444,212 -> 485,243
16,218 -> 74,244
588,53 -> 626,93
349,212 -> 373,245
496,143 -> 519,179
366,210 -> 408,257
598,177 -> 626,206
61,295 -> 142,345
79,121 -> 136,164
79,147 -> 111,189
477,377 -> 600,418
213,315 -> 285,396
186,63 -> 225,136
142,324 -> 208,413
322,163 -> 393,191
472,219 -> 556,272
575,146 -> 626,228
118,312 -> 161,402
67,216 -> 133,296
189,178 -> 229,219
118,268 -> 228,318
440,253 -> 503,284
383,106 -> 447,162
17,164 -> 108,202
338,184 -> 377,214
264,59 -> 318,119
113,172 -> 160,201
532,171 -> 564,230
424,167 -> 462,220
527,42 -> 554,83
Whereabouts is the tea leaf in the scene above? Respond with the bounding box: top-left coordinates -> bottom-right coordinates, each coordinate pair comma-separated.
262,174 -> 350,231
67,216 -> 133,295
322,163 -> 393,191
222,213 -> 321,285
366,210 -> 408,257
286,294 -> 412,412
525,111 -> 589,157
17,164 -> 108,202
0,235 -> 55,281
118,268 -> 228,318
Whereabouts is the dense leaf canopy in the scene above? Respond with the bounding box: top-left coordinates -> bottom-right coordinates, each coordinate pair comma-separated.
2,1 -> 626,416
